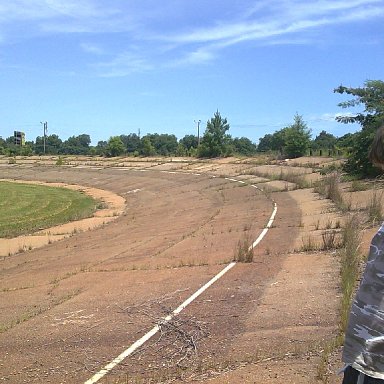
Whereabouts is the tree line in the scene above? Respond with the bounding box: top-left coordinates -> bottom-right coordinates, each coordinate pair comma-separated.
0,112 -> 350,159
0,122 -> 258,158
1,80 -> 383,177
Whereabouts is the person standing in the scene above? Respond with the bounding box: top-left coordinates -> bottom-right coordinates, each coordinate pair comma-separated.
341,126 -> 384,384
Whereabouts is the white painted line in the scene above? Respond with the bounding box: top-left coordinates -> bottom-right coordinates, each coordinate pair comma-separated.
84,179 -> 278,384
84,262 -> 236,384
125,189 -> 141,194
251,202 -> 277,249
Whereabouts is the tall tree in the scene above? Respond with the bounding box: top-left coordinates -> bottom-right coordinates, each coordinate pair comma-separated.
106,136 -> 125,157
95,140 -> 108,156
140,136 -> 156,156
146,133 -> 178,156
334,80 -> 384,126
120,133 -> 141,154
257,134 -> 274,152
232,137 -> 257,156
61,134 -> 91,155
337,133 -> 356,150
311,130 -> 337,151
198,110 -> 231,158
35,134 -> 62,155
283,114 -> 312,158
179,135 -> 198,151
334,80 -> 384,176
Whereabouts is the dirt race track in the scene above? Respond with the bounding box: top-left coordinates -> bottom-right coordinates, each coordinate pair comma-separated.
0,159 -> 341,383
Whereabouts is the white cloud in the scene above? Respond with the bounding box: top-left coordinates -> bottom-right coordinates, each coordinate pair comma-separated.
308,112 -> 357,124
0,0 -> 98,22
94,51 -> 153,78
152,0 -> 384,68
0,0 -> 133,36
162,0 -> 383,46
170,46 -> 217,67
80,42 -> 105,55
0,0 -> 383,74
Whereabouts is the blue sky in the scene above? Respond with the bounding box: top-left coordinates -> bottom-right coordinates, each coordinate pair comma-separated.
0,0 -> 383,145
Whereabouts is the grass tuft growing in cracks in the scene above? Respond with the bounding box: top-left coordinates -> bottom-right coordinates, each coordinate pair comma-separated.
233,234 -> 254,263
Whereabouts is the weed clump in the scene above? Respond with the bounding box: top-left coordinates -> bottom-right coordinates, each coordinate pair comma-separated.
56,156 -> 65,166
234,234 -> 254,263
367,188 -> 383,225
314,172 -> 347,211
339,214 -> 362,333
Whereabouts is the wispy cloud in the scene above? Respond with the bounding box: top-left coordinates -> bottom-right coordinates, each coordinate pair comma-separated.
80,42 -> 105,55
321,112 -> 356,121
170,46 -> 217,67
94,51 -> 153,78
0,0 -> 133,36
0,0 -> 101,23
1,0 -> 383,74
163,0 -> 383,46
146,0 -> 384,67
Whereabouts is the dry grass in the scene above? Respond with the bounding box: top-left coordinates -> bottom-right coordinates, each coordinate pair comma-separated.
366,188 -> 384,225
233,234 -> 254,263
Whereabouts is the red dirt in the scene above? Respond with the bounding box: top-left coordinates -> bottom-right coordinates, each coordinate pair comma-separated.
0,159 -> 341,383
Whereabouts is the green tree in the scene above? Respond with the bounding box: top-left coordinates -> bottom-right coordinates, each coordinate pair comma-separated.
334,80 -> 384,126
146,133 -> 178,156
5,136 -> 15,145
95,140 -> 108,156
271,128 -> 287,154
0,137 -> 5,155
4,136 -> 20,156
198,110 -> 231,158
19,143 -> 33,156
232,137 -> 257,156
120,134 -> 141,154
337,133 -> 355,151
179,135 -> 199,156
342,128 -> 378,176
257,134 -> 273,152
311,130 -> 337,151
140,136 -> 156,156
77,134 -> 91,148
60,134 -> 91,155
334,80 -> 384,176
106,136 -> 125,157
179,135 -> 198,151
283,114 -> 312,158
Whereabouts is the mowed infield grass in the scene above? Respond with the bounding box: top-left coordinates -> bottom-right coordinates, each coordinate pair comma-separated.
0,181 -> 97,238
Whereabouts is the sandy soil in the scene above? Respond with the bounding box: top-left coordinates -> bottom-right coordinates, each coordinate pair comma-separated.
0,156 -> 360,383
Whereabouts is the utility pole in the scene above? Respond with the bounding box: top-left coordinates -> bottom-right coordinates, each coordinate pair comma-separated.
194,119 -> 201,146
40,121 -> 48,154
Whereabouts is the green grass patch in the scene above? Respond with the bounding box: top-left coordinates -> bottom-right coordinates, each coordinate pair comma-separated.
0,181 -> 97,238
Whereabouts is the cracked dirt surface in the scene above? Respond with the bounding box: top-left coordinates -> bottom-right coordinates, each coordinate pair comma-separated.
0,158 -> 342,383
